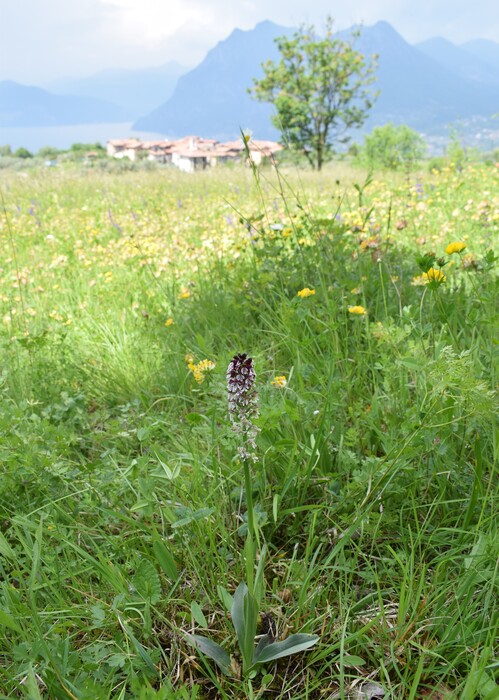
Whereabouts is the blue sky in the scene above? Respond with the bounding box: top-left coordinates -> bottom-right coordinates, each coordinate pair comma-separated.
1,0 -> 498,83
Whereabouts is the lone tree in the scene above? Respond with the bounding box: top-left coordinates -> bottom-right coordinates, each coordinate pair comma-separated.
251,18 -> 377,170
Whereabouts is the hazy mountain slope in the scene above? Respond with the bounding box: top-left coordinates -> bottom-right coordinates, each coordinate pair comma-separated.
345,22 -> 499,130
47,62 -> 188,118
133,20 -> 292,140
416,37 -> 499,84
134,20 -> 499,140
461,39 -> 499,70
0,80 -> 130,127
6,21 -> 494,137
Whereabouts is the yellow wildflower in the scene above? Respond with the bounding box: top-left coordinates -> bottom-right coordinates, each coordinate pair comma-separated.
297,287 -> 315,298
445,241 -> 466,255
411,274 -> 427,286
423,268 -> 446,284
271,375 -> 287,388
165,318 -> 174,327
348,305 -> 367,315
178,288 -> 190,299
187,358 -> 216,384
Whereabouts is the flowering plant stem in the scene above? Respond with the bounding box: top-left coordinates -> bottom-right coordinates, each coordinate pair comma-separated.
435,293 -> 461,351
226,352 -> 261,596
243,458 -> 257,596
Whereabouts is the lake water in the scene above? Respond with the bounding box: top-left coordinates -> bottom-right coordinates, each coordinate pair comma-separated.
0,122 -> 167,152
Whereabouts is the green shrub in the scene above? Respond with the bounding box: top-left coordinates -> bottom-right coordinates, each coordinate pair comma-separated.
360,123 -> 426,170
13,146 -> 33,159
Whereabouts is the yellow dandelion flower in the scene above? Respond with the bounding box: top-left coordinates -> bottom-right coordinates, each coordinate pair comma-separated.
271,375 -> 287,388
348,305 -> 367,315
297,287 -> 315,298
423,267 -> 446,284
178,288 -> 190,299
445,241 -> 466,255
165,318 -> 174,327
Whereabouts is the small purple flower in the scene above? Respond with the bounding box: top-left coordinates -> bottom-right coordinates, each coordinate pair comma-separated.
28,204 -> 41,227
108,209 -> 122,233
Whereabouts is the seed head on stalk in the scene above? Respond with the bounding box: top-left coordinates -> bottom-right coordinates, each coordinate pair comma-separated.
226,353 -> 259,462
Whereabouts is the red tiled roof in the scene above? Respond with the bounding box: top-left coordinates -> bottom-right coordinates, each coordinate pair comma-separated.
108,136 -> 283,157
173,149 -> 210,158
221,140 -> 246,151
220,139 -> 283,153
250,140 -> 283,152
107,138 -> 142,147
173,147 -> 240,158
142,140 -> 170,148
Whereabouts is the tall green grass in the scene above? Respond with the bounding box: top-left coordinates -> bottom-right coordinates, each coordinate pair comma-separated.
0,160 -> 497,698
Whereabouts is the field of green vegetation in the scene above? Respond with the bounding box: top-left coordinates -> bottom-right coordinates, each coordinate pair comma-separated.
0,158 -> 497,699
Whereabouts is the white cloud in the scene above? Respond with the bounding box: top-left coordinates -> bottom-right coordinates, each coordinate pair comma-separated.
102,0 -> 208,44
0,0 -> 497,83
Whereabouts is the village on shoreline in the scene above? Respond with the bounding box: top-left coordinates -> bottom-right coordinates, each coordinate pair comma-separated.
106,135 -> 283,172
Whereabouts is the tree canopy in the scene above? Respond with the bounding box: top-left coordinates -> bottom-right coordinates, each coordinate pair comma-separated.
361,124 -> 426,170
251,18 -> 378,170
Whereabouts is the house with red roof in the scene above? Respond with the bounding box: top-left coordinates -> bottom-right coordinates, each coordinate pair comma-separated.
106,136 -> 283,170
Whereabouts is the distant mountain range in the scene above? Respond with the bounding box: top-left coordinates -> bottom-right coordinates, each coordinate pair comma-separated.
135,20 -> 499,139
346,22 -> 498,132
462,39 -> 499,71
0,80 -> 130,127
134,21 -> 290,140
1,21 -> 498,140
46,62 -> 188,119
415,37 -> 499,85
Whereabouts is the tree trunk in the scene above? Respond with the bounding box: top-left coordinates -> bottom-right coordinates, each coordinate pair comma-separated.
317,145 -> 323,171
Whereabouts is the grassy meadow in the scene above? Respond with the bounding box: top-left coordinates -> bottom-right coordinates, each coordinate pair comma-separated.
0,158 -> 497,699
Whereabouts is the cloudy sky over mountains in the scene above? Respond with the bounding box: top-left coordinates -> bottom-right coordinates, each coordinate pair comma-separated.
1,0 -> 498,83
